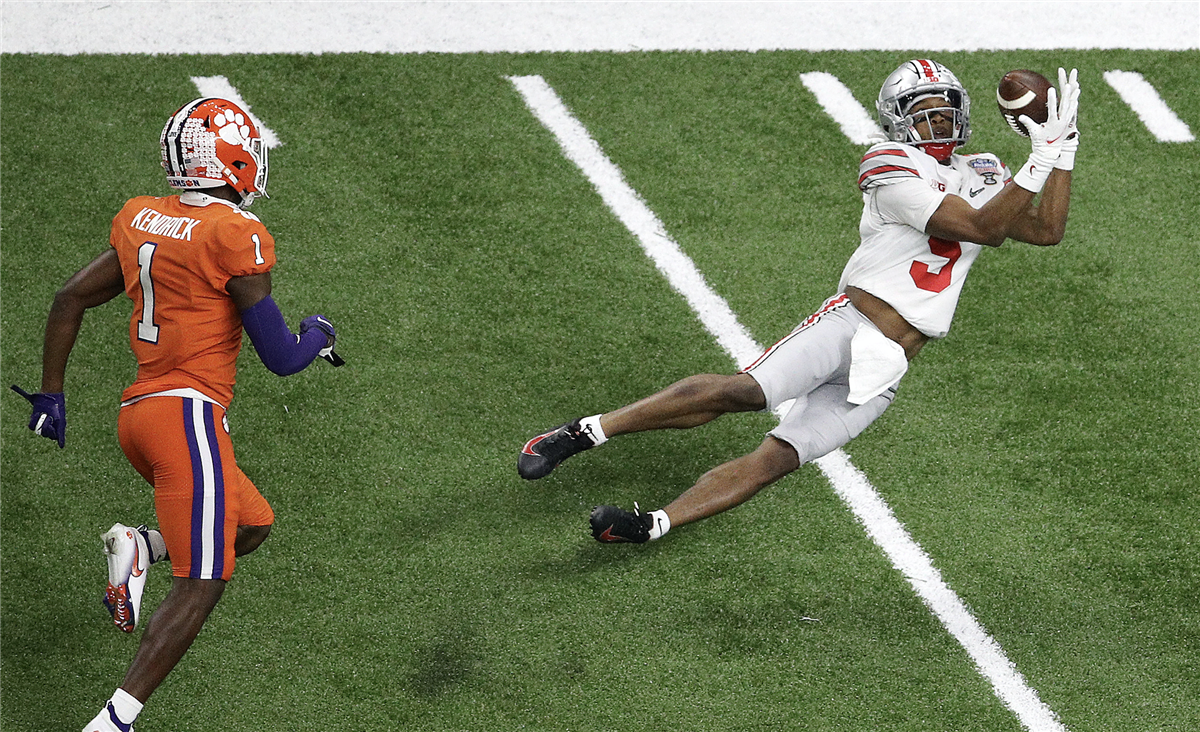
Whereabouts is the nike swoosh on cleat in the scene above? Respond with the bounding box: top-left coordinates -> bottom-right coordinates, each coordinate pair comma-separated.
598,526 -> 625,542
521,432 -> 551,456
129,531 -> 145,577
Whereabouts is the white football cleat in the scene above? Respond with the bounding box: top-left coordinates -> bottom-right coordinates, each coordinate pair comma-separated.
101,524 -> 149,633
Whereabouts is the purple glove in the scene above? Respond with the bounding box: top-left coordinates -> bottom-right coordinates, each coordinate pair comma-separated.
300,314 -> 336,348
300,314 -> 344,366
11,385 -> 66,448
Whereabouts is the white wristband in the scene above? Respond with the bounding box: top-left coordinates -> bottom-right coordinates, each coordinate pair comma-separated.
1013,156 -> 1053,193
1054,150 -> 1076,171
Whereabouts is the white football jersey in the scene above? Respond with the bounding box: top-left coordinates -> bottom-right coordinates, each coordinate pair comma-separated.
837,142 -> 1012,338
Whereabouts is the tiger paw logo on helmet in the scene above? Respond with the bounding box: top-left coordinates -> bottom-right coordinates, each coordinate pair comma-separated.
213,108 -> 254,152
160,98 -> 269,207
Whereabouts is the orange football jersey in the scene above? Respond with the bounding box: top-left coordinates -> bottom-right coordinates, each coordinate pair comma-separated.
110,193 -> 276,406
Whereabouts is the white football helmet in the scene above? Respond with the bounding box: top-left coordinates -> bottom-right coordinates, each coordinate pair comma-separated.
877,59 -> 971,161
160,98 -> 268,207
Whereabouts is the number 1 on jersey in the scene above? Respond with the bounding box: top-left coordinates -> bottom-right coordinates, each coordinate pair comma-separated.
252,233 -> 265,265
136,242 -> 160,343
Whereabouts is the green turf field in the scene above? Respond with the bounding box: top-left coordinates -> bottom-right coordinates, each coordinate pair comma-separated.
2,50 -> 1198,731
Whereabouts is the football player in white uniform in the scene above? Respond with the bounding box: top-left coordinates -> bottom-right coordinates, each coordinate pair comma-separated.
518,60 -> 1080,544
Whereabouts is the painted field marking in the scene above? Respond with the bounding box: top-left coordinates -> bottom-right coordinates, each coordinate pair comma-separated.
191,76 -> 283,149
799,72 -> 884,145
1103,71 -> 1196,142
509,73 -> 1068,732
507,74 -> 763,369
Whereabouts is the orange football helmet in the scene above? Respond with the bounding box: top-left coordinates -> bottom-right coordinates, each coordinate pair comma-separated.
160,98 -> 268,207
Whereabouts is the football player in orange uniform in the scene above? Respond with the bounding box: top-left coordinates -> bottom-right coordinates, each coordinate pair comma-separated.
13,98 -> 339,732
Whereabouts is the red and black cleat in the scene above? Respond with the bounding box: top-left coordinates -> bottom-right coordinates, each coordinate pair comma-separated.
589,505 -> 652,544
518,419 -> 597,480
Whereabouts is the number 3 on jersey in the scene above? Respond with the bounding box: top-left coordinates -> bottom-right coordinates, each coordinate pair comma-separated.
909,237 -> 962,293
136,242 -> 160,343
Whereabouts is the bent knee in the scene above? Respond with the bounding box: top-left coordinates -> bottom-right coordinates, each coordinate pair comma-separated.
678,373 -> 764,412
727,373 -> 768,411
755,436 -> 801,480
236,523 -> 272,556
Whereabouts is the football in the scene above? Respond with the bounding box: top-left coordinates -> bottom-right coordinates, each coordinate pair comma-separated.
996,69 -> 1053,137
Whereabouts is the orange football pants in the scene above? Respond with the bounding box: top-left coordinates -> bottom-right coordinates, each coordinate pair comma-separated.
118,396 -> 274,581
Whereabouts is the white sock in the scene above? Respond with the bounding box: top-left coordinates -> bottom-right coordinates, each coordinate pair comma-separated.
648,510 -> 671,541
577,414 -> 608,446
108,688 -> 143,726
139,527 -> 169,564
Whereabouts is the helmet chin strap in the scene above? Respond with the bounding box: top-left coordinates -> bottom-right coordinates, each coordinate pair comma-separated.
918,141 -> 956,161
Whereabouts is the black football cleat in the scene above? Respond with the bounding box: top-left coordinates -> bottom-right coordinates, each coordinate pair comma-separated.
518,419 -> 597,480
590,505 -> 653,544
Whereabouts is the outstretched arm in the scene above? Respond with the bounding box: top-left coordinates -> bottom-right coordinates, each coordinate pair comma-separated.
926,67 -> 1080,248
926,167 -> 1071,248
1003,168 -> 1072,246
12,248 -> 125,448
925,181 -> 1041,247
42,248 -> 126,392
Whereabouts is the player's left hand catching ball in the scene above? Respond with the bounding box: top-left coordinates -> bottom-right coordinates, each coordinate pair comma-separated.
11,385 -> 66,448
1055,68 -> 1080,169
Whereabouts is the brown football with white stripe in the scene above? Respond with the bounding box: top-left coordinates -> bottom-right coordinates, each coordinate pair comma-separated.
996,69 -> 1052,137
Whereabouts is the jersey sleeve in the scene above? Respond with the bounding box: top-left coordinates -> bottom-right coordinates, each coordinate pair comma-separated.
872,177 -> 946,232
109,197 -> 147,250
109,208 -> 123,249
858,144 -> 921,191
210,213 -> 276,286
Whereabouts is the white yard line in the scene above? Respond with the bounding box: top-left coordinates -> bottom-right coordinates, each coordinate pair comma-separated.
815,451 -> 1068,732
510,73 -> 1068,732
799,72 -> 884,145
507,75 -> 762,369
1103,71 -> 1196,142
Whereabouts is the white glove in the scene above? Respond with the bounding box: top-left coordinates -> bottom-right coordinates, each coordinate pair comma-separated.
1013,68 -> 1080,192
1054,68 -> 1080,170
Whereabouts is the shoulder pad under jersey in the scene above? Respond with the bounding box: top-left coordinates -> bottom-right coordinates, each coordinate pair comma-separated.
858,143 -> 920,191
